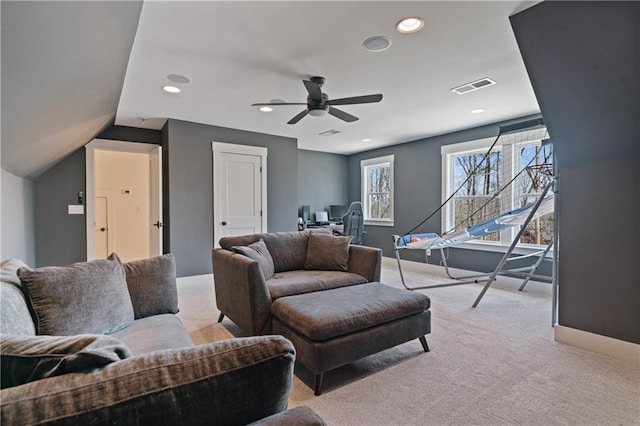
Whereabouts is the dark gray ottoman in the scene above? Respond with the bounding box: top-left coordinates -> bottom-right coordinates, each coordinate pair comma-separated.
271,282 -> 430,395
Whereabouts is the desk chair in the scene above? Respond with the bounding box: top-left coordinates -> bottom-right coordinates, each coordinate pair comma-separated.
342,202 -> 365,245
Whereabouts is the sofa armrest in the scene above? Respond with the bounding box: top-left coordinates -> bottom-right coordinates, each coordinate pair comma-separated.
1,336 -> 295,426
347,245 -> 382,282
212,248 -> 272,335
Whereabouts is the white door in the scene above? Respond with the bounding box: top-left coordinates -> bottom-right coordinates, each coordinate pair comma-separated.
148,146 -> 163,256
94,196 -> 109,258
212,142 -> 267,247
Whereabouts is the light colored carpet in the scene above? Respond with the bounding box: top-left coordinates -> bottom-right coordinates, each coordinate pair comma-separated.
176,257 -> 639,425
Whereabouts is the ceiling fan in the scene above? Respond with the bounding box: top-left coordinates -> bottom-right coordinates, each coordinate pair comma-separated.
251,76 -> 383,125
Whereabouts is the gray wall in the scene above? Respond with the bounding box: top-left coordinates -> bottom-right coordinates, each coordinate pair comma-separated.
1,169 -> 36,265
163,119 -> 298,277
297,149 -> 350,216
347,114 -> 550,276
33,149 -> 86,267
511,1 -> 639,343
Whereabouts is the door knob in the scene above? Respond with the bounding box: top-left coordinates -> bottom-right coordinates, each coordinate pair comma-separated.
221,221 -> 227,226
100,227 -> 106,232
153,221 -> 164,228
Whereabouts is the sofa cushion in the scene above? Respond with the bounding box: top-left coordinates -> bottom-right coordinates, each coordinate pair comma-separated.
221,231 -> 312,273
233,239 -> 275,280
124,254 -> 179,319
271,282 -> 431,341
110,314 -> 193,355
18,253 -> 135,336
304,233 -> 351,272
267,270 -> 367,300
1,259 -> 36,336
0,334 -> 131,389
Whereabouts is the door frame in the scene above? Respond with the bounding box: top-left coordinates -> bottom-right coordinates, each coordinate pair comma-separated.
212,142 -> 268,247
85,139 -> 162,261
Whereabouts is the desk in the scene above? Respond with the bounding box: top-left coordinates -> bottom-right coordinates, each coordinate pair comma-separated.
306,223 -> 344,235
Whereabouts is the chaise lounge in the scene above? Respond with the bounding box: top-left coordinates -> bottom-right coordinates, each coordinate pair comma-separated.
213,231 -> 432,394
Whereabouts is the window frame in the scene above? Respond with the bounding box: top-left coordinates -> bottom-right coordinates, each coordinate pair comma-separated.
361,154 -> 395,226
441,136 -> 553,252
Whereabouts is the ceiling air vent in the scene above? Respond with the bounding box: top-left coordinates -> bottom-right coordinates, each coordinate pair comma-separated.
319,129 -> 341,136
450,77 -> 496,95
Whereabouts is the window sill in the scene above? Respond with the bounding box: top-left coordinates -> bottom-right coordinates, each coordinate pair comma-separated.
364,220 -> 394,227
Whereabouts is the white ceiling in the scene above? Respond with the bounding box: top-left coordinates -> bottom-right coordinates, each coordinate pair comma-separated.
116,1 -> 541,155
1,1 -> 542,180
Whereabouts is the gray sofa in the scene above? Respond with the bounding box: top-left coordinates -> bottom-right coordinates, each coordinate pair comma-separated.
0,255 -> 322,425
212,230 -> 382,335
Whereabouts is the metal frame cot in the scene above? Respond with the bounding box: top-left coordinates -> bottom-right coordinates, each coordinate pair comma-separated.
394,182 -> 556,309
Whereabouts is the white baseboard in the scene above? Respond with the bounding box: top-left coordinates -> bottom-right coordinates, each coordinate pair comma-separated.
554,325 -> 640,367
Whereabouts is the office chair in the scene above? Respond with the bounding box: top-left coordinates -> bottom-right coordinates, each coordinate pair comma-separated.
341,202 -> 365,245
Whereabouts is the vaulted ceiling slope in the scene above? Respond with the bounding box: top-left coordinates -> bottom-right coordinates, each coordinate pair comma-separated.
1,1 -> 541,180
1,1 -> 143,179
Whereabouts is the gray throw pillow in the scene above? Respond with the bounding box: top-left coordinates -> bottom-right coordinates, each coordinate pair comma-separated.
124,254 -> 179,319
304,233 -> 351,271
233,239 -> 275,280
0,333 -> 131,389
18,253 -> 135,336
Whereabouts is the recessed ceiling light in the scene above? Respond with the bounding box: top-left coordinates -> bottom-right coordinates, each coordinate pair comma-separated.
471,108 -> 486,114
259,106 -> 273,112
396,17 -> 424,34
363,36 -> 392,52
362,138 -> 372,142
162,85 -> 181,94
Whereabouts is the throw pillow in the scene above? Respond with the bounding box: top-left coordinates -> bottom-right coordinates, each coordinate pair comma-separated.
18,253 -> 135,336
124,254 -> 179,319
232,239 -> 275,280
304,233 -> 351,272
0,333 -> 131,389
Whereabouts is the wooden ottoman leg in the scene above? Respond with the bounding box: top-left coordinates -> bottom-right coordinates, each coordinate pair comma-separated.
314,373 -> 324,396
419,335 -> 430,352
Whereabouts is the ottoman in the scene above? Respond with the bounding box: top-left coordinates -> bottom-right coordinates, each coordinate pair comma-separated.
271,282 -> 431,395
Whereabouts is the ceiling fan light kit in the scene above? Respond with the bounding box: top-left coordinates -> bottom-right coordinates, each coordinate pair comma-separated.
251,76 -> 383,125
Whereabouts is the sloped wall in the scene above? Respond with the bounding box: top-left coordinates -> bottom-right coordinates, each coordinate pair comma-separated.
511,1 -> 640,343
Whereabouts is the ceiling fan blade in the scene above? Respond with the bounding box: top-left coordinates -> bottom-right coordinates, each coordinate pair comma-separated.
303,80 -> 323,102
251,102 -> 307,106
328,107 -> 359,123
287,109 -> 309,125
330,94 -> 383,105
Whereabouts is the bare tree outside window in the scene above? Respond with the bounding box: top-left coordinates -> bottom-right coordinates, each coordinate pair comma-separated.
367,164 -> 391,219
517,143 -> 554,244
448,141 -> 554,246
451,151 -> 502,241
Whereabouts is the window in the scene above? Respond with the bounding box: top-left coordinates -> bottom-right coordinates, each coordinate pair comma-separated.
442,131 -> 553,248
361,155 -> 394,226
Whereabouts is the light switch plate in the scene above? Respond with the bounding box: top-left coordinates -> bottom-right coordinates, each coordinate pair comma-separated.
68,205 -> 84,215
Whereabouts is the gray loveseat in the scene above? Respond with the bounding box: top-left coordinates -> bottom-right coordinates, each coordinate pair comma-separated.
212,230 -> 382,335
0,255 -> 322,425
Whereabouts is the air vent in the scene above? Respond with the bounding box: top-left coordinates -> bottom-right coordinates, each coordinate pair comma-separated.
319,129 -> 341,136
451,77 -> 496,95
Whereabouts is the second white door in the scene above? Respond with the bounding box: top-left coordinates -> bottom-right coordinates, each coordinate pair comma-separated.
212,142 -> 267,246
